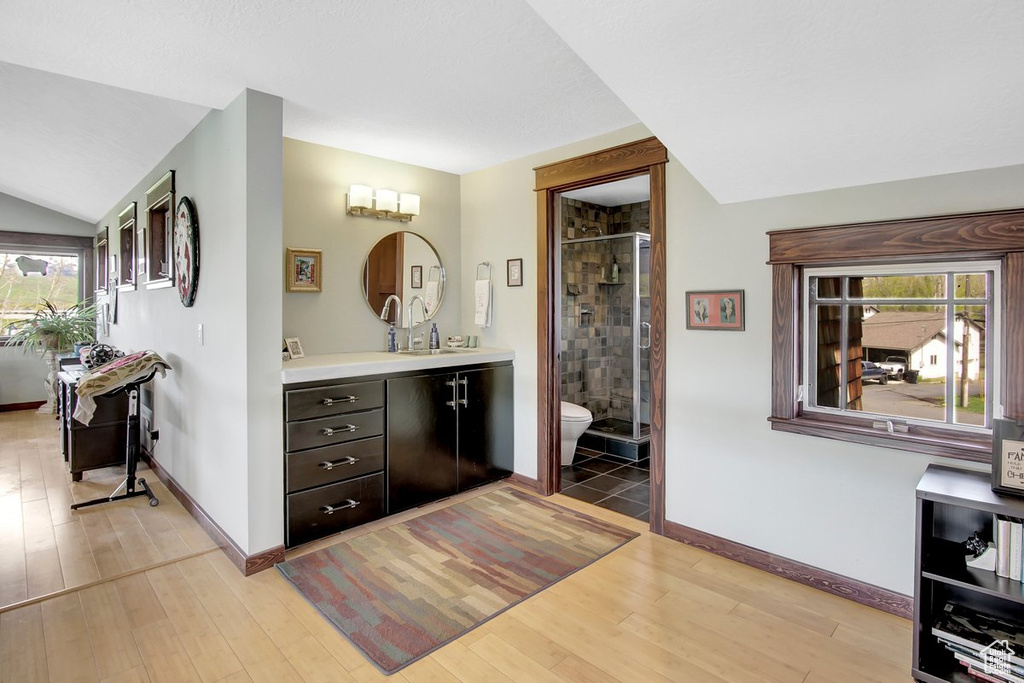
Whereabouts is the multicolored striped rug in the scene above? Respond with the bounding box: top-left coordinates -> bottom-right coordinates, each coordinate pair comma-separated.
277,487 -> 639,674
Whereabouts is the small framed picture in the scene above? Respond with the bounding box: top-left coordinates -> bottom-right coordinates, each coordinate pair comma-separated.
285,248 -> 322,293
284,337 -> 305,360
686,290 -> 745,331
411,265 -> 423,289
507,258 -> 523,287
993,419 -> 1024,498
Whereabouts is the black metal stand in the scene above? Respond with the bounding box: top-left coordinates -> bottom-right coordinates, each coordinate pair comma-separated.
71,374 -> 159,510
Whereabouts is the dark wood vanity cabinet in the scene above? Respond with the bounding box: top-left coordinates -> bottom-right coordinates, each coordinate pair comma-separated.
282,361 -> 514,548
283,379 -> 386,547
387,364 -> 514,515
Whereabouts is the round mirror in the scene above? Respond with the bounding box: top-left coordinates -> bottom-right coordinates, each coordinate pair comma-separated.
362,231 -> 445,328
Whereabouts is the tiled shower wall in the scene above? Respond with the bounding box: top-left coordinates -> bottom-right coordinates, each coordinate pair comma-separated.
562,199 -> 650,240
560,235 -> 635,423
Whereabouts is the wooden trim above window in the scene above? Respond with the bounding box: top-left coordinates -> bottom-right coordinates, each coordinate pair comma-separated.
768,207 -> 1024,459
769,208 -> 1024,265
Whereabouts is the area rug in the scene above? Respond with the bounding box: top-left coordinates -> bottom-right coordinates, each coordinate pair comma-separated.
277,487 -> 639,674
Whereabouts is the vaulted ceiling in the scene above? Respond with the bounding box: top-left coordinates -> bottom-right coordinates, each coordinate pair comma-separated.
1,0 -> 1022,223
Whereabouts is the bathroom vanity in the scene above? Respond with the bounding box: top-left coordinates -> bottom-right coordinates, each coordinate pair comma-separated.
282,349 -> 514,547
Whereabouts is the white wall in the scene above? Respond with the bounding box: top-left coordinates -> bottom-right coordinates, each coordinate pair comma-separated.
282,139 -> 462,353
460,124 -> 652,479
98,89 -> 284,555
462,123 -> 1023,595
0,192 -> 96,404
0,192 -> 96,237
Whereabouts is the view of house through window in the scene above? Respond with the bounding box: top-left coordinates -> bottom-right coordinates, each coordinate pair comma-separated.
805,264 -> 995,429
0,251 -> 81,336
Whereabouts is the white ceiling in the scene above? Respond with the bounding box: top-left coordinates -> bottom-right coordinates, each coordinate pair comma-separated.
2,1 -> 1023,223
526,0 -> 1024,203
0,0 -> 637,222
562,176 -> 649,207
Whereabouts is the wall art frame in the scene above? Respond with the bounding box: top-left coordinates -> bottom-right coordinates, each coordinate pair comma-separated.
285,247 -> 322,293
686,289 -> 745,331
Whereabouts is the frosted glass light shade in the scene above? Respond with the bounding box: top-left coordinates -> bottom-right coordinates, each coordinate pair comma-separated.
399,193 -> 420,216
349,184 -> 373,210
375,189 -> 398,213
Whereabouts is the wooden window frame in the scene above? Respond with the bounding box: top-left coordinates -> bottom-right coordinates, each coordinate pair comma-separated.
145,170 -> 175,289
768,208 -> 1024,463
117,202 -> 137,291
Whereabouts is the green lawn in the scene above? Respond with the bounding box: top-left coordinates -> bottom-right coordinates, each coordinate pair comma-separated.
0,254 -> 80,332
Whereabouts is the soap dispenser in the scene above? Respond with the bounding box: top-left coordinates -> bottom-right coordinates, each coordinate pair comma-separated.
387,325 -> 398,352
429,323 -> 440,350
611,256 -> 620,283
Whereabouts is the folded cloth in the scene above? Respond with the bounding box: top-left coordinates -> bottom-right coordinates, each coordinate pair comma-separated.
73,350 -> 171,425
424,280 -> 440,315
474,279 -> 492,327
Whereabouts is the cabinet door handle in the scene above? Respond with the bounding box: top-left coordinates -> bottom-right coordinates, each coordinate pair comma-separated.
318,456 -> 359,470
320,425 -> 358,437
458,377 -> 468,407
320,499 -> 360,515
321,395 -> 358,406
446,378 -> 458,410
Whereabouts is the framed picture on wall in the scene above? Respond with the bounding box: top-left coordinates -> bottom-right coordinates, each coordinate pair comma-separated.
686,289 -> 745,331
285,247 -> 322,293
411,265 -> 423,289
507,258 -> 523,287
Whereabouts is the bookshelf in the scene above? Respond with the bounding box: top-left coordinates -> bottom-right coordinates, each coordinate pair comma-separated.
915,465 -> 1024,682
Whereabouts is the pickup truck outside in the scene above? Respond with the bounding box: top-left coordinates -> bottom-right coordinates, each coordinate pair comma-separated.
879,355 -> 908,380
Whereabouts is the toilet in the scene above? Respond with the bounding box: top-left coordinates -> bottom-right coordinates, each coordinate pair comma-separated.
560,402 -> 593,466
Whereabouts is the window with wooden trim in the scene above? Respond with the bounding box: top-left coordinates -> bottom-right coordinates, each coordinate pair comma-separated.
803,261 -> 998,431
769,208 -> 1024,463
118,202 -> 137,290
145,171 -> 175,288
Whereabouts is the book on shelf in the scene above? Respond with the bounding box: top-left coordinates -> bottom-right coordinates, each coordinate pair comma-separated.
997,517 -> 1012,578
1011,519 -> 1023,582
931,602 -> 1024,669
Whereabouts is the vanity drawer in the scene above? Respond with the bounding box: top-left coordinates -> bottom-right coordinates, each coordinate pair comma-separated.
285,381 -> 384,421
286,473 -> 384,547
286,408 -> 384,451
286,437 -> 384,494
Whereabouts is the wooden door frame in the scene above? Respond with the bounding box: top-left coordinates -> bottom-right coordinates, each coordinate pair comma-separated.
533,137 -> 668,534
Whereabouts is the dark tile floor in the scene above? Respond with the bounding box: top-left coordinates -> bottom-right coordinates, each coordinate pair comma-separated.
560,450 -> 650,521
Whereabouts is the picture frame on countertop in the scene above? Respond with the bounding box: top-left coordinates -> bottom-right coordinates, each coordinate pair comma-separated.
686,289 -> 744,331
284,337 -> 305,360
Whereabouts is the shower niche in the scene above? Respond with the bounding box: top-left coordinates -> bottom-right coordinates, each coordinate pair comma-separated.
560,192 -> 652,459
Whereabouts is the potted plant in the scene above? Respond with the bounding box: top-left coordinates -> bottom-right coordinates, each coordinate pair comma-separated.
6,300 -> 97,413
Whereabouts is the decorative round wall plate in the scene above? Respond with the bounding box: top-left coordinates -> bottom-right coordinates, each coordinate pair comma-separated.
174,196 -> 199,307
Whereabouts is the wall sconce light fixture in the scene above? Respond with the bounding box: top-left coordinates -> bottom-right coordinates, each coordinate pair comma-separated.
347,185 -> 420,222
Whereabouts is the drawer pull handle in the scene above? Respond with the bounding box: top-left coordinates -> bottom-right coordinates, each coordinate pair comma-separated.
320,425 -> 359,437
319,457 -> 360,470
320,499 -> 360,515
321,395 -> 358,406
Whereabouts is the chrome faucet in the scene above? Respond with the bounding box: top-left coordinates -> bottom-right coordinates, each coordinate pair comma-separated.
407,296 -> 427,349
380,295 -> 402,328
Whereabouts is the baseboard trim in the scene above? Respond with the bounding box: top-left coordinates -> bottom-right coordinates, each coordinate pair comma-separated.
142,452 -> 285,576
0,401 -> 46,412
509,472 -> 542,494
662,520 -> 912,619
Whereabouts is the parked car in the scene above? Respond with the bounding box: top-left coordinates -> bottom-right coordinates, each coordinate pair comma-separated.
861,360 -> 889,385
878,355 -> 908,380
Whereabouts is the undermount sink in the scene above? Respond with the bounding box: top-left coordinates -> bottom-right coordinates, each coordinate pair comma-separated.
396,348 -> 474,356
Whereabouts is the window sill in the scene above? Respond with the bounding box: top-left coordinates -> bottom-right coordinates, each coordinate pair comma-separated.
768,415 -> 992,464
145,278 -> 174,290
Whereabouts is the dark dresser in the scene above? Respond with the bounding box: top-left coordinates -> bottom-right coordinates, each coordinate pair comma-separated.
57,366 -> 128,480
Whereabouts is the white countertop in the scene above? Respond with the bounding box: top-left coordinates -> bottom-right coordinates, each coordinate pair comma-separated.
282,347 -> 515,384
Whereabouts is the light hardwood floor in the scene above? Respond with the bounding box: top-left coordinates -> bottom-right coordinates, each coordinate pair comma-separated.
0,410 -> 913,682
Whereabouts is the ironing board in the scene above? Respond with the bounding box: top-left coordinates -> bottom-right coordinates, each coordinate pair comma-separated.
70,351 -> 171,510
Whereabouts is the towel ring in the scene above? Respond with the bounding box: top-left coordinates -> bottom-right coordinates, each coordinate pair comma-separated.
476,262 -> 491,280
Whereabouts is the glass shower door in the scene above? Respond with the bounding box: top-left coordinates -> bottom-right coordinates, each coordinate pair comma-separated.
635,235 -> 651,440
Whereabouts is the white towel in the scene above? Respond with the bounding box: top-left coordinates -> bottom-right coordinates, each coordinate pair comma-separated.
474,279 -> 492,327
424,280 -> 440,315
